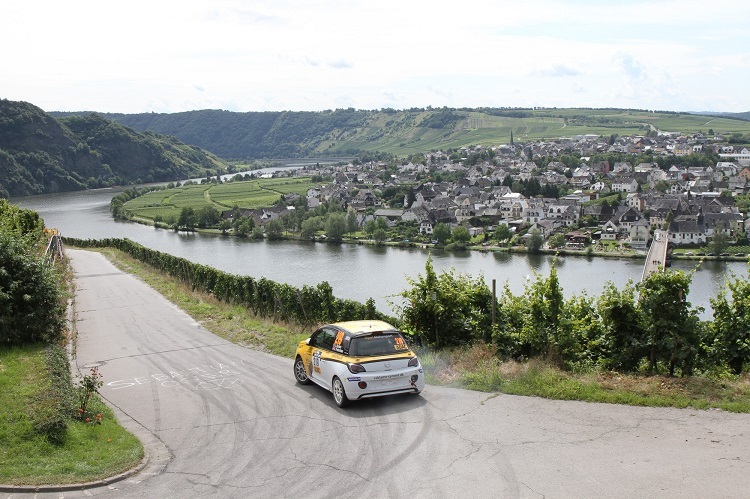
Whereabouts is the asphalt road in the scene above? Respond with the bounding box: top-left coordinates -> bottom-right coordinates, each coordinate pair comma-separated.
16,249 -> 750,498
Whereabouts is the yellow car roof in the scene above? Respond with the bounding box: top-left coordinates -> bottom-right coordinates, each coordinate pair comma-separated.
329,320 -> 398,335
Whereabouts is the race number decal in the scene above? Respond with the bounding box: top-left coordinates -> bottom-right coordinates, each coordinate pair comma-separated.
394,337 -> 408,350
313,350 -> 322,373
332,331 -> 345,353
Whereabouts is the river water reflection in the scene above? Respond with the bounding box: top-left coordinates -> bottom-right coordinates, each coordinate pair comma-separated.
13,186 -> 746,318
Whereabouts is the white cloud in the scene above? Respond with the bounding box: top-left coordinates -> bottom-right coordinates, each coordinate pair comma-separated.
530,65 -> 582,78
2,0 -> 750,112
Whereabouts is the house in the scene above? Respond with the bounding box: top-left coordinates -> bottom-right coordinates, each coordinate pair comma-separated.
402,205 -> 430,223
522,201 -> 547,224
529,220 -> 555,239
373,209 -> 404,223
349,189 -> 377,209
674,143 -> 692,156
600,220 -> 619,241
628,218 -> 651,250
584,203 -> 617,224
611,176 -> 639,193
613,206 -> 646,233
546,204 -> 580,227
571,166 -> 592,188
565,230 -> 591,248
668,216 -> 706,245
625,192 -> 646,211
612,162 -> 633,173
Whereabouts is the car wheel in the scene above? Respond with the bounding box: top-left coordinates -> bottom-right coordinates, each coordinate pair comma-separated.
294,356 -> 310,385
332,376 -> 349,407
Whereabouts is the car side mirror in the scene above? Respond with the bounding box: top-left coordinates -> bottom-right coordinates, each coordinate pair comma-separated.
305,338 -> 311,345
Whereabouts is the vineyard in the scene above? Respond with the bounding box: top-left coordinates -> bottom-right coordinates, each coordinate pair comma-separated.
121,177 -> 316,222
64,237 -> 393,327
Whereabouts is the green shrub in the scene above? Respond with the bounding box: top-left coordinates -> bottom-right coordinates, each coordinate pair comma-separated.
0,232 -> 65,345
31,345 -> 73,444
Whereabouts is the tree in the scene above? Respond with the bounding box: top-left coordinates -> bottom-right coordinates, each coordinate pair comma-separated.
346,211 -> 359,234
373,228 -> 387,244
526,228 -> 543,253
364,219 -> 378,237
301,217 -> 322,239
235,218 -> 253,237
452,225 -> 471,244
493,224 -> 513,243
548,233 -> 565,249
494,264 -> 564,359
597,281 -> 646,371
177,207 -> 196,230
637,270 -> 701,375
196,205 -> 220,228
325,213 -> 347,242
709,222 -> 729,255
218,219 -> 232,235
433,223 -> 451,244
266,219 -> 284,240
394,257 -> 492,347
654,180 -> 670,193
710,268 -> 750,374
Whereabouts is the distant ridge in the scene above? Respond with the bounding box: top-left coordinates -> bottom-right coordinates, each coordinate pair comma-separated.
0,100 -> 226,197
49,107 -> 750,160
690,111 -> 750,121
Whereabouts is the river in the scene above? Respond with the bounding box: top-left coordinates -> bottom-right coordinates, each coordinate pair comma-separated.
12,178 -> 746,318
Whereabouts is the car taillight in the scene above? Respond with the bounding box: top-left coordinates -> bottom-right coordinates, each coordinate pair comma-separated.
348,363 -> 366,374
408,356 -> 419,367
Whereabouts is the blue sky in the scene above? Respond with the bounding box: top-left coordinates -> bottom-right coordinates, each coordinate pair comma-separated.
2,0 -> 749,114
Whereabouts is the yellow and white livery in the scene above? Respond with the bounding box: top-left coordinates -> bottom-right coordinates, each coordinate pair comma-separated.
294,320 -> 424,407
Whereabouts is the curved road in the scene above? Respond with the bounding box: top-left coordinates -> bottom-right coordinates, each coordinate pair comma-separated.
20,249 -> 750,498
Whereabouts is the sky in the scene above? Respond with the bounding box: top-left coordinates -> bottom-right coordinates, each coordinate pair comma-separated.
3,0 -> 750,114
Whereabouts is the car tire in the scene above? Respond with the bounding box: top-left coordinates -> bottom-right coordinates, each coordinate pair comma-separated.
294,356 -> 310,385
332,376 -> 349,408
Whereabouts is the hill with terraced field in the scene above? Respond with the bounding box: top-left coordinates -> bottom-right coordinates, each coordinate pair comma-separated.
51,107 -> 750,160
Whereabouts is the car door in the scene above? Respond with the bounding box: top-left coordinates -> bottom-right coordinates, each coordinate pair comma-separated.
298,330 -> 320,381
306,327 -> 331,384
313,327 -> 337,388
320,328 -> 347,388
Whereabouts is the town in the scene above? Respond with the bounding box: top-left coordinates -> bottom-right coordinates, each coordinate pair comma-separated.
229,131 -> 750,254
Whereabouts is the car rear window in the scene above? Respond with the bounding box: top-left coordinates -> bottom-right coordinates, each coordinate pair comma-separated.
349,332 -> 410,357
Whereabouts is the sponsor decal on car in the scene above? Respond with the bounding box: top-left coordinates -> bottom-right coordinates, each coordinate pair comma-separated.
347,377 -> 361,382
374,373 -> 404,380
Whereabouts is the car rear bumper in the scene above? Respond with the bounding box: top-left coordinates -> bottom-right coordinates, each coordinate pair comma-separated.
344,369 -> 425,399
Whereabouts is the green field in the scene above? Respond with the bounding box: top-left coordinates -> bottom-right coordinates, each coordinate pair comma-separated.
123,177 -> 315,221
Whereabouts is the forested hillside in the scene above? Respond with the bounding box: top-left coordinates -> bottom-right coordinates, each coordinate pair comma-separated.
0,100 -> 226,198
54,107 -> 750,160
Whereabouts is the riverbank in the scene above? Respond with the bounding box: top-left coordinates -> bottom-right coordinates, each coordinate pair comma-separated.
126,213 -> 750,264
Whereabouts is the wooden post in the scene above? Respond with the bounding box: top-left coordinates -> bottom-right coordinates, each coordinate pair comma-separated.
492,279 -> 496,329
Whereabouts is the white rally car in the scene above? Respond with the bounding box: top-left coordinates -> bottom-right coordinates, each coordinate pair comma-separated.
293,320 -> 425,407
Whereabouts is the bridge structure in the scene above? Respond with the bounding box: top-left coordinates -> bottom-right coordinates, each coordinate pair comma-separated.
642,229 -> 669,280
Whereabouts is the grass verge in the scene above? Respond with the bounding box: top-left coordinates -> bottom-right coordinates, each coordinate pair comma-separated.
87,247 -> 750,413
420,343 -> 750,412
0,344 -> 143,486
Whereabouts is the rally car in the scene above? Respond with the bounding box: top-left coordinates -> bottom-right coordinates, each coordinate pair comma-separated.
293,320 -> 424,407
